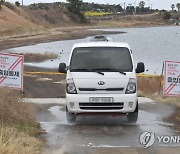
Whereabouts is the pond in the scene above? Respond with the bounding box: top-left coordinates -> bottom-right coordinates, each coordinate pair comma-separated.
4,26 -> 180,75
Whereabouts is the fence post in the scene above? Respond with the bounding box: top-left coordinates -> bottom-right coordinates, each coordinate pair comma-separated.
159,63 -> 164,95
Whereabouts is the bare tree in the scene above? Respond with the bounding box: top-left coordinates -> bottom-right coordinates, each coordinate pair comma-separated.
176,3 -> 180,12
171,4 -> 175,11
139,1 -> 145,13
66,0 -> 86,23
139,1 -> 145,8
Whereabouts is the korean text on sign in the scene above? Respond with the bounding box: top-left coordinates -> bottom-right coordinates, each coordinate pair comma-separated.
164,61 -> 180,96
0,53 -> 24,90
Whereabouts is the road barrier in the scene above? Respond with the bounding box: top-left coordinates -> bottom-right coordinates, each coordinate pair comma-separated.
24,72 -> 64,75
137,74 -> 160,78
24,71 -> 161,77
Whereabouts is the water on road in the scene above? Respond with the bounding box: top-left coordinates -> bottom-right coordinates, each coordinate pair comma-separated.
27,98 -> 178,153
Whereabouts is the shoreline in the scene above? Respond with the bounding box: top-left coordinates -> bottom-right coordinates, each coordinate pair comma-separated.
0,24 -> 174,51
0,27 -> 124,51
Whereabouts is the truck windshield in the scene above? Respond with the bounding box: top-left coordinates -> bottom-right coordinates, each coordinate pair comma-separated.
70,47 -> 133,72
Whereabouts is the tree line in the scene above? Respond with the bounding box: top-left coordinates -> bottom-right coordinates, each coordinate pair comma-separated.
1,0 -> 180,12
0,0 -> 180,23
65,0 -> 180,22
171,3 -> 180,11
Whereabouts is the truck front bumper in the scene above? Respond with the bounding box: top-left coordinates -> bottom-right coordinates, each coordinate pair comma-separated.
66,93 -> 137,114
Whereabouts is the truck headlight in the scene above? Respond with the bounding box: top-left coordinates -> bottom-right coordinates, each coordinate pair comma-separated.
125,78 -> 136,94
66,79 -> 77,94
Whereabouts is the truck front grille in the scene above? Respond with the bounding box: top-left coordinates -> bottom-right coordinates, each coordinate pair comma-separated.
79,102 -> 124,110
79,88 -> 124,91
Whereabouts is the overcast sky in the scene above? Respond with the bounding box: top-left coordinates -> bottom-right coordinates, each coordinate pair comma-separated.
7,0 -> 180,10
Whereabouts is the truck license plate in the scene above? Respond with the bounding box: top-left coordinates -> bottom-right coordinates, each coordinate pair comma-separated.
89,97 -> 113,103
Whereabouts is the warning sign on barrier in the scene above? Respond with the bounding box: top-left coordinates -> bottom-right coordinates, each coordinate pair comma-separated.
0,53 -> 24,90
163,61 -> 180,96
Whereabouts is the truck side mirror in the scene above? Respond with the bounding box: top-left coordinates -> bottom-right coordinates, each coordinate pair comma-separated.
59,63 -> 67,73
136,62 -> 145,73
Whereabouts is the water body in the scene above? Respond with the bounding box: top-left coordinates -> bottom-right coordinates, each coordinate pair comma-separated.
102,26 -> 180,74
5,26 -> 180,74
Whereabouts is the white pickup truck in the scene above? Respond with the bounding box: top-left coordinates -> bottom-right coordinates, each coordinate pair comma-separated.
59,36 -> 145,123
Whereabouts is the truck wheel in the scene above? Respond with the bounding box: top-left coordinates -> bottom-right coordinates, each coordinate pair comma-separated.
66,107 -> 76,123
127,102 -> 138,123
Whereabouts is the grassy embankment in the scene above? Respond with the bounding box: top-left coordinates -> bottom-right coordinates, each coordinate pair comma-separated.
90,13 -> 168,28
0,3 -> 73,37
137,76 -> 180,106
0,89 -> 43,154
0,3 -> 170,38
137,76 -> 180,132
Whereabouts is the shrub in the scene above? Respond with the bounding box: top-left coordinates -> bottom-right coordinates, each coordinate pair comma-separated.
15,1 -> 20,7
0,89 -> 43,153
0,0 -> 5,10
67,0 -> 87,23
163,11 -> 171,20
4,2 -> 16,11
0,89 -> 40,135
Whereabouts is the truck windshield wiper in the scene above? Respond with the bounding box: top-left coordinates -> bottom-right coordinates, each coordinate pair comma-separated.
70,69 -> 104,75
94,68 -> 126,75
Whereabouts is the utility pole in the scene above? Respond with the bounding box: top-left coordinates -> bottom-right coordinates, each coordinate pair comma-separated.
148,0 -> 150,8
22,0 -> 23,6
124,2 -> 126,14
151,4 -> 153,10
134,1 -> 136,14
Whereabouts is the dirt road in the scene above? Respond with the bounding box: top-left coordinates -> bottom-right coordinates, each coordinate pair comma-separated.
25,97 -> 180,154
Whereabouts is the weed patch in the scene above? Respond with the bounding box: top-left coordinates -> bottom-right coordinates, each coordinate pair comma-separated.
0,89 -> 43,153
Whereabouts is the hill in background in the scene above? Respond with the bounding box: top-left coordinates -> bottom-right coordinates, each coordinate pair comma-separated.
0,3 -> 74,36
0,2 -> 175,37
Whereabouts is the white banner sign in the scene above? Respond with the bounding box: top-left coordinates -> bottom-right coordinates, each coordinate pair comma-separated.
164,61 -> 180,96
0,53 -> 24,90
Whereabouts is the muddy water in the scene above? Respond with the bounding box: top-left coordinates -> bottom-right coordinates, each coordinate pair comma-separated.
29,98 -> 177,153
4,26 -> 180,74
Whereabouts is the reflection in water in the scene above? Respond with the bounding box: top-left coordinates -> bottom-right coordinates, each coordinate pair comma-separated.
40,105 -> 173,134
38,103 -> 175,148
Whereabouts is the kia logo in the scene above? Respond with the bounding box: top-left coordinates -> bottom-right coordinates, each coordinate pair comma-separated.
98,81 -> 105,85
